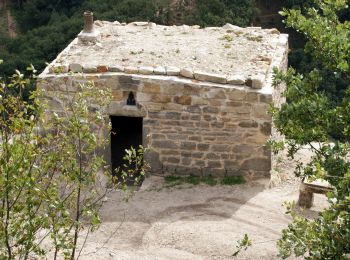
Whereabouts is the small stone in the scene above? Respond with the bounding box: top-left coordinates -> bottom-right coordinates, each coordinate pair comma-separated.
108,65 -> 124,72
166,66 -> 180,76
180,68 -> 194,79
222,23 -> 243,31
69,63 -> 83,73
194,71 -> 227,84
82,65 -> 97,73
153,66 -> 166,75
113,21 -> 120,25
139,66 -> 154,75
124,66 -> 138,74
227,75 -> 245,85
192,25 -> 200,29
97,65 -> 108,73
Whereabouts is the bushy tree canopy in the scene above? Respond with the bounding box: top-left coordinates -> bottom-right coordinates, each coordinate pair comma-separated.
272,1 -> 350,258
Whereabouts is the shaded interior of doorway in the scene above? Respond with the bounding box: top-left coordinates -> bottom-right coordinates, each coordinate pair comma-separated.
110,116 -> 143,184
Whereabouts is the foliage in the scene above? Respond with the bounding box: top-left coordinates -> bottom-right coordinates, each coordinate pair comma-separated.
183,0 -> 257,27
232,234 -> 252,257
271,1 -> 350,259
0,65 -> 146,258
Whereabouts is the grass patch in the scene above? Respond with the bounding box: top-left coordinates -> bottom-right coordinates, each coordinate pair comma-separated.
185,175 -> 201,185
221,176 -> 246,185
220,34 -> 234,42
163,174 -> 244,188
202,175 -> 217,186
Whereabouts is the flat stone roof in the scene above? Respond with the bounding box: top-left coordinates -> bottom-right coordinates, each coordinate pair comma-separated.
44,21 -> 288,89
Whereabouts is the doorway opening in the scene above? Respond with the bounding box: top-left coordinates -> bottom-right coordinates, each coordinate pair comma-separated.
110,116 -> 143,185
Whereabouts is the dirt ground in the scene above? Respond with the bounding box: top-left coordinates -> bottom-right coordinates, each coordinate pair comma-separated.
72,148 -> 328,260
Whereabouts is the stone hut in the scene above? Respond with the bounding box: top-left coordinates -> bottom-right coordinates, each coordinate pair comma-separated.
39,12 -> 288,179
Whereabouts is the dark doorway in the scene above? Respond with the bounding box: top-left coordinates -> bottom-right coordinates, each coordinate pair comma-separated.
110,116 -> 143,185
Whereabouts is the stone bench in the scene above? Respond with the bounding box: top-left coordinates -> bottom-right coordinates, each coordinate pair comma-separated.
298,179 -> 333,208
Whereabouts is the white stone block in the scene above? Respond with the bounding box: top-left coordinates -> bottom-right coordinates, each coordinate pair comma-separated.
124,66 -> 138,74
139,66 -> 154,75
227,75 -> 246,85
83,65 -> 97,73
108,65 -> 124,72
194,71 -> 227,84
153,66 -> 166,75
166,66 -> 180,76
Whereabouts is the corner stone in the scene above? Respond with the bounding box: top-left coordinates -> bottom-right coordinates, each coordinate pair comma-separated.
180,68 -> 194,79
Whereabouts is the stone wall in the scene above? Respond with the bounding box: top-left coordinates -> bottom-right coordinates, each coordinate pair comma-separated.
39,72 -> 279,179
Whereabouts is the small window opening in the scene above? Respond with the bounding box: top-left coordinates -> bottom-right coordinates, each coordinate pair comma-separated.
127,92 -> 136,106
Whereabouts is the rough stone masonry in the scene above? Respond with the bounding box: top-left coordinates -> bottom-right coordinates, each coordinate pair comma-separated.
39,13 -> 288,179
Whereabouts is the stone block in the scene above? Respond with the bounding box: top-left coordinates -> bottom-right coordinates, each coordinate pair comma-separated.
226,89 -> 246,101
144,150 -> 162,172
246,74 -> 265,89
246,92 -> 259,102
83,65 -> 97,73
167,157 -> 180,164
211,121 -> 224,128
186,105 -> 202,113
118,75 -> 140,85
189,136 -> 202,142
69,63 -> 83,73
165,112 -> 181,120
143,82 -> 161,93
259,94 -> 272,103
180,68 -> 194,79
238,120 -> 258,128
154,66 -> 166,75
166,66 -> 180,76
151,94 -> 171,103
124,66 -> 138,74
109,65 -> 124,72
112,90 -> 124,101
203,106 -> 219,114
97,65 -> 108,73
197,143 -> 209,151
194,71 -> 227,84
181,157 -> 192,166
206,153 -> 220,160
139,66 -> 154,75
152,140 -> 178,149
240,157 -> 271,171
180,141 -> 196,150
174,96 -> 192,105
227,75 -> 245,85
195,160 -> 206,167
211,144 -> 231,153
232,144 -> 255,154
207,160 -> 222,168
